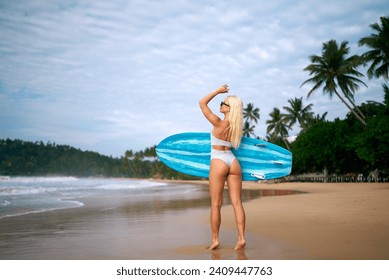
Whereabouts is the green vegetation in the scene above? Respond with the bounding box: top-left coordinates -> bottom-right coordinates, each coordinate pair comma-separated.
301,39 -> 368,127
291,100 -> 389,175
0,139 -> 123,177
0,139 -> 193,179
0,139 -> 195,179
1,16 -> 388,180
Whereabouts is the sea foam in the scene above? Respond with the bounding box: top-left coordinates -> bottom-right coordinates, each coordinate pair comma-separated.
0,177 -> 177,219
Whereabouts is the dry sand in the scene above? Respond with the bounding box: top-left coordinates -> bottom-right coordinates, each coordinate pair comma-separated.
216,181 -> 389,259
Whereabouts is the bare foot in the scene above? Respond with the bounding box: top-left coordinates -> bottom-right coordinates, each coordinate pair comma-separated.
234,240 -> 246,250
208,241 -> 220,250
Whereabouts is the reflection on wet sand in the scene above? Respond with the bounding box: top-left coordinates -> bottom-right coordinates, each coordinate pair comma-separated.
110,187 -> 304,218
210,247 -> 248,260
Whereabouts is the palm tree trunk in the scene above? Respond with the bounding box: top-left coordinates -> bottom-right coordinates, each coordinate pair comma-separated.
344,95 -> 367,120
334,89 -> 367,127
281,135 -> 291,150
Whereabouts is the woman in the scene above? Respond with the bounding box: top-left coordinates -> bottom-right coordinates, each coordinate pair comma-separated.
199,84 -> 246,250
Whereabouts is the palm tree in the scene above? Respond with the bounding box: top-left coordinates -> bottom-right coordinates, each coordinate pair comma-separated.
358,16 -> 389,81
125,150 -> 133,158
301,39 -> 367,127
243,103 -> 260,137
243,120 -> 255,137
266,107 -> 291,150
283,97 -> 314,130
243,103 -> 260,124
306,112 -> 328,126
122,149 -> 136,176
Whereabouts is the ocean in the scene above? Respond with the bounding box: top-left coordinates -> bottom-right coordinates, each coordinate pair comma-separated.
0,176 -> 209,220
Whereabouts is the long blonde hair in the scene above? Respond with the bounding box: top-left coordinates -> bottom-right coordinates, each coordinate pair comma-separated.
225,95 -> 243,149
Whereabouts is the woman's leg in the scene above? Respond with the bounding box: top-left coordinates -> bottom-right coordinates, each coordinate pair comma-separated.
227,160 -> 246,250
208,159 -> 228,249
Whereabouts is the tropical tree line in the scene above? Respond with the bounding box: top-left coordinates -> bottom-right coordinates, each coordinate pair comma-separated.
0,139 -> 195,179
0,139 -> 124,177
292,90 -> 389,176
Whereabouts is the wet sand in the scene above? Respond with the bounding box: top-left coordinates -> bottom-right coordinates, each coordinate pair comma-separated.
0,183 -> 305,260
0,181 -> 388,259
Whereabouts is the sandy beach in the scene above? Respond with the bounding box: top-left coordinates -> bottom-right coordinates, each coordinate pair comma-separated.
164,180 -> 389,259
1,179 -> 388,260
223,181 -> 389,259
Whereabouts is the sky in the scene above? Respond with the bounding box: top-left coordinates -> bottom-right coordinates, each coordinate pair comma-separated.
0,0 -> 388,157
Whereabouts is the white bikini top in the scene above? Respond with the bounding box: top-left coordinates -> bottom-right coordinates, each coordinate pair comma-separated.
211,133 -> 232,147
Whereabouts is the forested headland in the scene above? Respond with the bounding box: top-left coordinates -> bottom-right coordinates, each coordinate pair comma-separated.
0,139 -> 192,179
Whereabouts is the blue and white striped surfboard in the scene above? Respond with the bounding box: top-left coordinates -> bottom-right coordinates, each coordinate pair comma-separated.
156,132 -> 292,181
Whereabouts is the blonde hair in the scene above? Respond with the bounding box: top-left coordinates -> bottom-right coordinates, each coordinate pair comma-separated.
225,95 -> 243,149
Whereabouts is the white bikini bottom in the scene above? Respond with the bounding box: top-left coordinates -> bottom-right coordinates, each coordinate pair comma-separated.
210,149 -> 236,167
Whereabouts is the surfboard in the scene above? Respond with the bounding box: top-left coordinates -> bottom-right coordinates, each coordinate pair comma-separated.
156,132 -> 292,181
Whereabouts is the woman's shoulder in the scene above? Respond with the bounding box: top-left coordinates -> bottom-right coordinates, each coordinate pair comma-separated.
213,122 -> 230,138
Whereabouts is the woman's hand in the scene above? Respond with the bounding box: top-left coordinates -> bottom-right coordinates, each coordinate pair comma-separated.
215,84 -> 229,94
